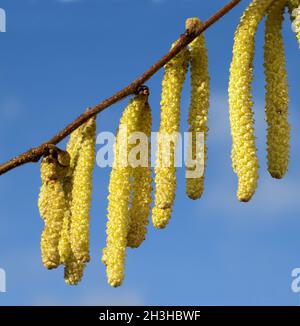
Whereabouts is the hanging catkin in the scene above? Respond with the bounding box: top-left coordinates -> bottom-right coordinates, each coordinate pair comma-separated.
265,0 -> 290,179
228,0 -> 273,202
58,124 -> 87,285
58,191 -> 72,265
103,93 -> 148,287
59,186 -> 85,286
185,17 -> 210,200
127,102 -> 152,248
288,0 -> 300,46
69,117 -> 96,264
38,154 -> 69,269
63,253 -> 85,285
152,43 -> 189,228
58,122 -> 85,265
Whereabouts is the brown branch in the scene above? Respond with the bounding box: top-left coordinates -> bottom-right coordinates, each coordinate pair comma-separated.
0,0 -> 242,176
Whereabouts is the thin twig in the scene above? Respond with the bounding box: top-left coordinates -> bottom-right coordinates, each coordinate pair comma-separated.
0,0 -> 242,176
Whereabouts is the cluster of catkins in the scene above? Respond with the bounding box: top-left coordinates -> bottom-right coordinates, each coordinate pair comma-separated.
38,117 -> 96,285
103,17 -> 210,287
229,0 -> 300,202
38,17 -> 210,287
38,0 -> 299,287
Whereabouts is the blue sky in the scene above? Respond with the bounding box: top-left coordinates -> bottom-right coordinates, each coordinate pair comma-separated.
0,0 -> 299,306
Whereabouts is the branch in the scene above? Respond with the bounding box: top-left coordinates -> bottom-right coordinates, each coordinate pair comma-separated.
0,0 -> 242,176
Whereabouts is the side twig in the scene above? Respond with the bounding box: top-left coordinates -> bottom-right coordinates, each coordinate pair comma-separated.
0,0 -> 242,176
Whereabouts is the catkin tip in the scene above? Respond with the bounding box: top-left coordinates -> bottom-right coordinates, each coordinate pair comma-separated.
269,171 -> 284,180
187,191 -> 203,201
108,278 -> 123,288
64,260 -> 85,285
238,196 -> 252,203
152,207 -> 171,229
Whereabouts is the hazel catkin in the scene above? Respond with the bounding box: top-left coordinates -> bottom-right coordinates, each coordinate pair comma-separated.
59,190 -> 85,286
58,191 -> 72,265
58,123 -> 85,264
38,155 -> 68,269
264,0 -> 290,179
58,121 -> 94,285
185,17 -> 210,200
70,117 -> 96,264
152,43 -> 189,228
127,102 -> 152,248
103,93 -> 148,287
64,253 -> 85,285
62,196 -> 85,286
228,0 -> 274,202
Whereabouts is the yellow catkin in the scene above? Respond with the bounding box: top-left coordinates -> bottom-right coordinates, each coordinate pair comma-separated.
62,208 -> 85,285
38,183 -> 49,220
103,94 -> 148,287
288,0 -> 300,46
64,253 -> 85,285
38,156 -> 68,269
58,123 -> 84,264
228,0 -> 274,202
58,123 -> 92,285
60,195 -> 85,286
70,117 -> 96,264
152,44 -> 189,228
58,192 -> 72,265
185,18 -> 210,200
264,0 -> 290,179
127,102 -> 152,248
